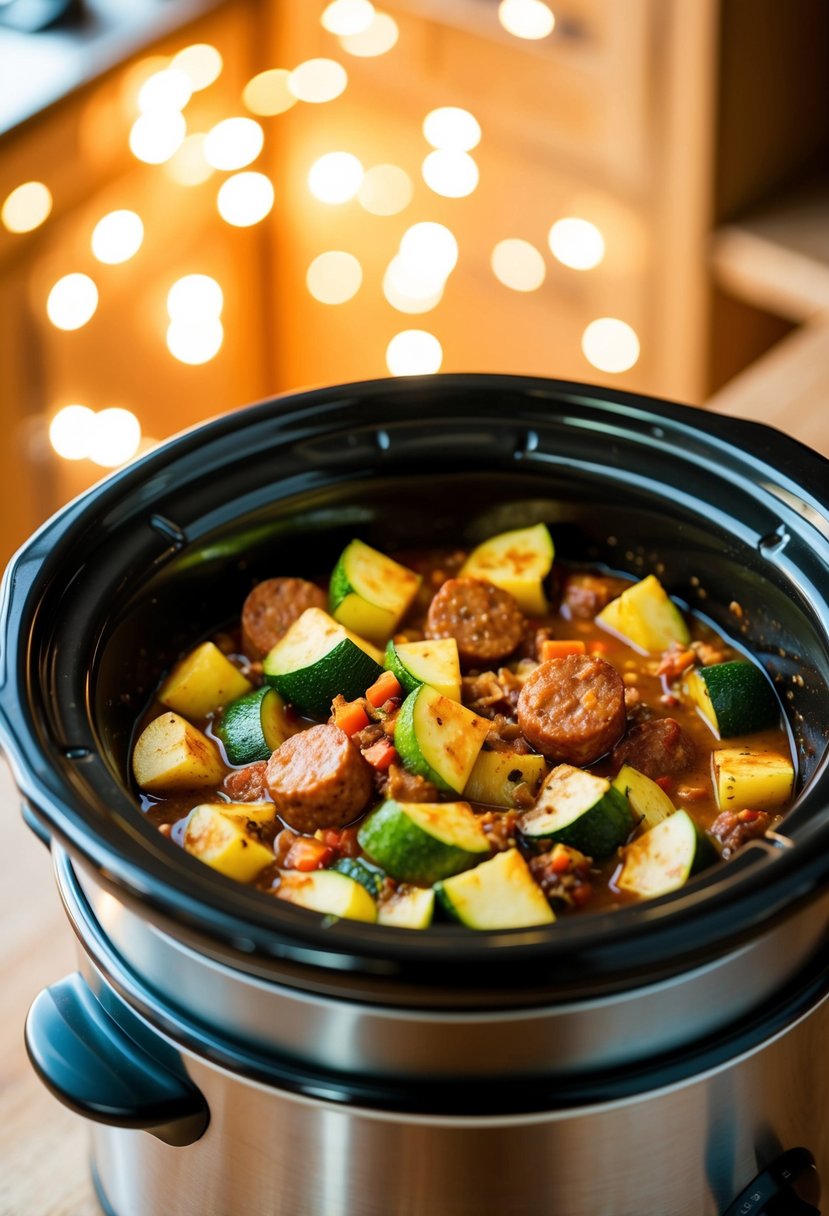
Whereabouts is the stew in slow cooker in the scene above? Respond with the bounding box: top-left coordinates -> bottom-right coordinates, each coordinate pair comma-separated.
132,525 -> 796,930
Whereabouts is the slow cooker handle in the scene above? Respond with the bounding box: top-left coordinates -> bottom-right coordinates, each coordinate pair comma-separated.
25,973 -> 209,1147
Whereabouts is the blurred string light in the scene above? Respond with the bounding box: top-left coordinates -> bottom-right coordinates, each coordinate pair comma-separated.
46,273 -> 98,330
166,272 -> 224,365
288,58 -> 348,103
386,329 -> 442,375
321,0 -> 375,36
308,152 -> 364,203
217,172 -> 275,225
358,164 -> 412,215
204,117 -> 264,170
422,149 -> 479,198
137,68 -> 193,113
49,404 -> 142,467
243,69 -> 296,116
2,181 -> 52,233
548,217 -> 605,270
338,10 -> 398,56
91,210 -> 144,264
581,318 -> 640,373
165,134 -> 214,186
307,251 -> 363,303
491,238 -> 546,291
383,221 -> 458,313
423,107 -> 481,152
497,0 -> 555,39
170,44 -> 223,91
129,110 -> 186,164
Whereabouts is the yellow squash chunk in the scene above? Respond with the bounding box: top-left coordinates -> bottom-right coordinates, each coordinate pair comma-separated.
460,523 -> 554,615
331,540 -> 422,644
463,749 -> 548,808
377,886 -> 435,929
183,804 -> 274,882
596,574 -> 690,654
159,641 -> 252,721
276,869 -> 377,922
713,748 -> 795,811
132,712 -> 225,792
217,801 -> 277,826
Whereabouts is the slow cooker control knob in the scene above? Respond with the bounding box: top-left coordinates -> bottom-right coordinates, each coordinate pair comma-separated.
723,1147 -> 820,1216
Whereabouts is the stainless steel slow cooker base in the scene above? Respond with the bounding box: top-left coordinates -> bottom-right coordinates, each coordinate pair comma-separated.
42,850 -> 829,1216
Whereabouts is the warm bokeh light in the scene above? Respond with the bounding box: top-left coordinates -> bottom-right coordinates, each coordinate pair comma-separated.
167,274 -> 223,321
87,408 -> 142,468
203,117 -> 264,170
170,44 -> 223,91
491,238 -> 546,291
306,251 -> 363,304
166,318 -> 224,364
422,150 -> 479,198
358,164 -> 412,215
498,0 -> 555,39
581,318 -> 640,373
548,217 -> 605,270
243,69 -> 296,117
386,330 -> 443,375
46,273 -> 99,330
399,222 -> 459,276
321,0 -> 375,36
288,58 -> 348,103
339,10 -> 399,56
383,258 -> 444,314
119,55 -> 169,116
137,68 -> 193,113
164,134 -> 214,186
2,181 -> 52,234
308,152 -> 364,203
49,405 -> 96,460
129,111 -> 186,164
91,210 -> 144,264
217,172 -> 275,226
423,107 -> 481,151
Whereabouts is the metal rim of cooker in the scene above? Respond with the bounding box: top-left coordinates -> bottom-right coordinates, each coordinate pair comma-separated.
2,373 -> 829,998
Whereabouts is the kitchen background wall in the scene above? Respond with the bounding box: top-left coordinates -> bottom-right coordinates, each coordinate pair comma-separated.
1,0 -> 828,568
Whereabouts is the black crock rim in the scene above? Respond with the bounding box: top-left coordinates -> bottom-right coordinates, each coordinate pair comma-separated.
3,372 -> 829,995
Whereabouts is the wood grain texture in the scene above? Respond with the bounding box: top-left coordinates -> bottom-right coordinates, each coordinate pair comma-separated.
0,758 -> 100,1216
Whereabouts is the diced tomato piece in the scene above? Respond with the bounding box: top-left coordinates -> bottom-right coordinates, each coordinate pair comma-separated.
362,739 -> 399,770
284,837 -> 335,871
550,844 -> 572,875
333,698 -> 370,737
655,776 -> 673,792
540,639 -> 588,662
366,671 -> 402,708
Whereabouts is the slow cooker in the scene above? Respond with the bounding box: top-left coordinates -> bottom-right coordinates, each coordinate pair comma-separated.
3,375 -> 829,1216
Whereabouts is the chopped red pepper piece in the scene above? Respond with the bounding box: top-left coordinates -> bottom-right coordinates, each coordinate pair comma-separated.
540,639 -> 587,662
655,776 -> 673,792
366,670 -> 402,708
362,739 -> 399,770
333,698 -> 370,737
284,837 -> 334,871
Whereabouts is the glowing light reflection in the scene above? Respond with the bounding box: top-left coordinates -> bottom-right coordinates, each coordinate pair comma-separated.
422,149 -> 479,198
243,69 -> 296,116
203,118 -> 264,171
581,318 -> 640,373
1,181 -> 52,233
91,210 -> 144,264
491,238 -> 546,291
288,59 -> 348,103
498,0 -> 555,40
217,172 -> 275,226
386,330 -> 443,375
46,273 -> 99,330
308,152 -> 364,203
321,0 -> 375,36
307,251 -> 363,304
548,217 -> 605,270
339,11 -> 398,57
423,107 -> 481,151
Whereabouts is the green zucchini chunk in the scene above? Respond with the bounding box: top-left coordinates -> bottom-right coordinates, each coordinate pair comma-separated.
460,523 -> 554,615
357,798 -> 489,885
394,684 -> 489,794
217,686 -> 293,765
617,810 -> 716,899
384,637 -> 462,702
435,848 -> 555,929
330,539 -> 421,644
518,764 -> 635,858
684,661 -> 779,737
331,856 -> 386,898
377,886 -> 435,929
263,607 -> 383,718
611,764 -> 675,831
276,868 -> 377,922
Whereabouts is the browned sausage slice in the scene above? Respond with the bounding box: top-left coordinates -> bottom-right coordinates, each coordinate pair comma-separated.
223,761 -> 269,802
610,717 -> 696,778
425,577 -> 524,666
242,578 -> 327,658
266,723 -> 373,833
517,653 -> 626,766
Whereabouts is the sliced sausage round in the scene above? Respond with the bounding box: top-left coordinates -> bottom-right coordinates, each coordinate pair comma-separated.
425,577 -> 524,666
611,717 -> 696,779
242,578 -> 326,658
517,653 -> 626,766
223,761 -> 269,802
266,724 -> 372,833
